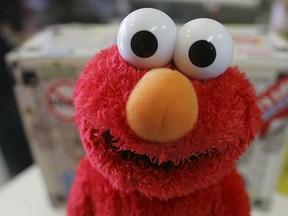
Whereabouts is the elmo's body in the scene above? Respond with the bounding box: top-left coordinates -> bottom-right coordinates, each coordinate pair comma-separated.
68,9 -> 260,216
70,158 -> 249,216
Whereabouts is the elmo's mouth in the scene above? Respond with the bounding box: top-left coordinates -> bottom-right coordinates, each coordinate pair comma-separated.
102,130 -> 210,170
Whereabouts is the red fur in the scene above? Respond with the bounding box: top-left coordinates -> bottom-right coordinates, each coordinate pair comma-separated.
68,158 -> 250,216
68,45 -> 261,215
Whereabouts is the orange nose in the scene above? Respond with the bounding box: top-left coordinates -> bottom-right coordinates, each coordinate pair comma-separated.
126,68 -> 198,143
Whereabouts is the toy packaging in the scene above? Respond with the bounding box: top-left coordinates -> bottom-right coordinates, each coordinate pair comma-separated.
67,8 -> 261,216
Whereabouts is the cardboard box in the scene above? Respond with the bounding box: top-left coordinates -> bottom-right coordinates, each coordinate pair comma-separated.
6,24 -> 117,205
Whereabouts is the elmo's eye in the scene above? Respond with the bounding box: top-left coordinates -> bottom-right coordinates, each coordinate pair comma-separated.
117,8 -> 177,69
173,18 -> 234,80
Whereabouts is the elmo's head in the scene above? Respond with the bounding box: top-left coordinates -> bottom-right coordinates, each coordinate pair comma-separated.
73,8 -> 261,199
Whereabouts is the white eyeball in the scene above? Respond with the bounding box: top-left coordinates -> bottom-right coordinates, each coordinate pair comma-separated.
173,18 -> 234,80
117,8 -> 177,69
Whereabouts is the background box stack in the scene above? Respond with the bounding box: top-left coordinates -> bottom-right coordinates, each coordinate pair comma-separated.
6,24 -> 117,206
6,23 -> 288,208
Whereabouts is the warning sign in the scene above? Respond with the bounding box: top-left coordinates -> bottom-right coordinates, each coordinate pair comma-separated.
45,80 -> 74,121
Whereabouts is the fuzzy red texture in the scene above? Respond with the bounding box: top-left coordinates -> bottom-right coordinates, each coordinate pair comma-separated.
68,45 -> 261,216
68,158 -> 250,216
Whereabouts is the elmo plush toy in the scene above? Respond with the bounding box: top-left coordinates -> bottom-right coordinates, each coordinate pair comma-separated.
67,8 -> 260,216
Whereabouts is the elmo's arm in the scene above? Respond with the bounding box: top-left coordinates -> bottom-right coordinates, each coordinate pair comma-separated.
212,169 -> 250,216
67,158 -> 93,216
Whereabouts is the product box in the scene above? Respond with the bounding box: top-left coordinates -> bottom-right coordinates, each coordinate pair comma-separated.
230,25 -> 288,210
6,24 -> 117,205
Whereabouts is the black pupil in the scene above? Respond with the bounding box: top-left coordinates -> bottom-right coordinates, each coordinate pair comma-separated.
131,31 -> 158,58
188,40 -> 216,68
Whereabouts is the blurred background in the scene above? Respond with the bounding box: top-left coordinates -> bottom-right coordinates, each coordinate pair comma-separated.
0,0 -> 288,213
